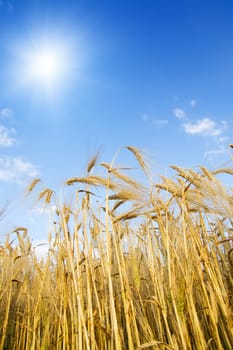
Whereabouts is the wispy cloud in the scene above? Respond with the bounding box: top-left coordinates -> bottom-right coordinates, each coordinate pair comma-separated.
0,107 -> 39,185
31,205 -> 57,215
204,144 -> 230,165
172,100 -> 230,162
0,108 -> 15,146
0,157 -> 39,184
152,119 -> 168,126
142,113 -> 168,127
142,113 -> 149,122
204,146 -> 228,158
183,118 -> 227,137
0,125 -> 16,146
173,108 -> 186,119
203,134 -> 230,163
0,1 -> 13,11
218,136 -> 229,143
190,99 -> 196,107
33,240 -> 49,260
0,108 -> 14,119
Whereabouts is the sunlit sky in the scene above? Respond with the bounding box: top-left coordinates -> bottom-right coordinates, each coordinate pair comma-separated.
1,0 -> 233,239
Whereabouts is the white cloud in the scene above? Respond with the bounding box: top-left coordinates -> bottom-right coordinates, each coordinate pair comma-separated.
33,240 -> 49,260
0,125 -> 16,146
0,109 -> 15,146
152,119 -> 168,126
204,147 -> 228,158
218,136 -> 229,143
173,108 -> 186,119
0,1 -> 13,10
142,113 -> 149,122
142,113 -> 168,126
204,146 -> 229,164
8,2 -> 13,11
183,118 -> 227,137
190,99 -> 196,107
0,108 -> 13,119
31,205 -> 57,215
0,157 -> 39,184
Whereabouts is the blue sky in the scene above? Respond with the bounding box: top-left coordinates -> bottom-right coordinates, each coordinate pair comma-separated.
0,0 -> 233,238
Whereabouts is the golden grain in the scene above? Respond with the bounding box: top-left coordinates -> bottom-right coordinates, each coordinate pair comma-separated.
27,178 -> 41,193
87,151 -> 100,174
0,148 -> 233,349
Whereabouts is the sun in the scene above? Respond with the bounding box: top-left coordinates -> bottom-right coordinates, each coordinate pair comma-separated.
27,47 -> 63,85
11,33 -> 80,97
30,50 -> 60,80
14,39 -> 71,93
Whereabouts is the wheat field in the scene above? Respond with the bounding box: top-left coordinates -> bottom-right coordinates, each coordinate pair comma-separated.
0,146 -> 233,349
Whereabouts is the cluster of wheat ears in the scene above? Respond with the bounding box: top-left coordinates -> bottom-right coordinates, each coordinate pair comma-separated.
0,146 -> 233,349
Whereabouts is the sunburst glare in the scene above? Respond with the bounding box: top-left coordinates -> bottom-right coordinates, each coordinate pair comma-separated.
28,48 -> 62,82
11,35 -> 76,96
